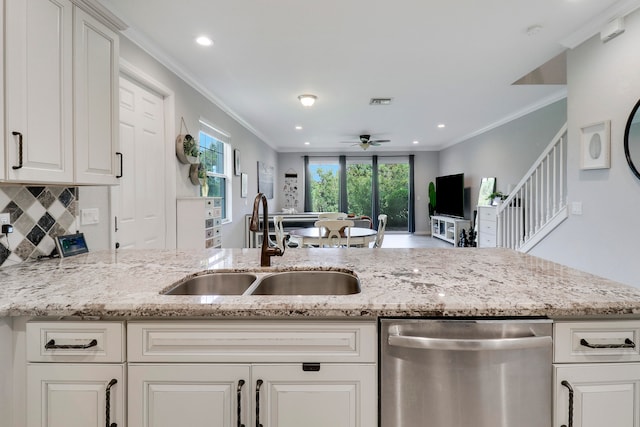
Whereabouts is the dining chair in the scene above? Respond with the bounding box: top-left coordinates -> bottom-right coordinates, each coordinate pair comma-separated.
273,215 -> 298,249
373,214 -> 388,248
314,219 -> 354,247
318,212 -> 348,220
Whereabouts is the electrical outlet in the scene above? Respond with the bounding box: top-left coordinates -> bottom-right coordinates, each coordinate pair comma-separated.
0,213 -> 10,225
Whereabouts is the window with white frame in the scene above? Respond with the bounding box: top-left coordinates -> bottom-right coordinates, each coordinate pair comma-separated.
199,120 -> 232,221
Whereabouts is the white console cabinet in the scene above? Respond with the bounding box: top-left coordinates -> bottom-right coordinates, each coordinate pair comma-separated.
177,197 -> 222,249
431,215 -> 470,246
554,320 -> 640,427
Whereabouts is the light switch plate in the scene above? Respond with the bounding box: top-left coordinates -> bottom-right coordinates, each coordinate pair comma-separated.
0,213 -> 10,225
571,201 -> 583,215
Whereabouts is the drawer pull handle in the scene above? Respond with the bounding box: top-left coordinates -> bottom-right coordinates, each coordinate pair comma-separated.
560,380 -> 574,427
45,339 -> 98,349
579,338 -> 636,349
237,380 -> 245,427
106,378 -> 117,427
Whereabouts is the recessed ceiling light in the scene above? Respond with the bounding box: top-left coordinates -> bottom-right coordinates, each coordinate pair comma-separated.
295,125 -> 303,130
304,141 -> 310,145
196,36 -> 213,46
437,124 -> 446,128
298,94 -> 317,107
412,140 -> 419,144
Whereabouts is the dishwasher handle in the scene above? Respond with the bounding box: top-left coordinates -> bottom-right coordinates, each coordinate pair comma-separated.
388,332 -> 552,351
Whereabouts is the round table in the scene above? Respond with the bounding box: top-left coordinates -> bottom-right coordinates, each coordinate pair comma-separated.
288,227 -> 377,247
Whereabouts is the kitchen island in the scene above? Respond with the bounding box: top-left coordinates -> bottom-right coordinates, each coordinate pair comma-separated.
4,247 -> 640,427
1,247 -> 640,318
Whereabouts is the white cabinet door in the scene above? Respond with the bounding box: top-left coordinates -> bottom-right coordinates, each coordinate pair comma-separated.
5,0 -> 74,183
253,364 -> 377,427
555,363 -> 640,427
27,363 -> 124,427
128,364 -> 250,427
73,7 -> 120,185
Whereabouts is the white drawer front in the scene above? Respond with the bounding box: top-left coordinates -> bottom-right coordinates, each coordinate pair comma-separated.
479,221 -> 496,234
478,207 -> 497,221
27,321 -> 125,363
554,321 -> 640,363
128,320 -> 376,363
478,234 -> 496,248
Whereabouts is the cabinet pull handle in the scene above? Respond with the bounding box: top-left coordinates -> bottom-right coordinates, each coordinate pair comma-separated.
116,152 -> 123,178
11,131 -> 23,170
106,378 -> 117,427
255,379 -> 263,427
237,380 -> 245,427
45,339 -> 98,349
580,338 -> 636,349
560,380 -> 574,427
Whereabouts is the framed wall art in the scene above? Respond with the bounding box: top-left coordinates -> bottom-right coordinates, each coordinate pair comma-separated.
257,161 -> 274,199
241,173 -> 248,198
580,120 -> 611,170
234,149 -> 241,176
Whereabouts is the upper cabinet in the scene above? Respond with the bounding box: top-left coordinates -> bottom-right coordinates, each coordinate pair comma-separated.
5,0 -> 75,183
3,0 -> 125,185
74,7 -> 120,185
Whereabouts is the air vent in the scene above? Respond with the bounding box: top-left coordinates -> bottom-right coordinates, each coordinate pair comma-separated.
369,98 -> 393,105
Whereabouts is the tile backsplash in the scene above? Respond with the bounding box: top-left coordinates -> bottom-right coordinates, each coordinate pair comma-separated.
0,186 -> 77,268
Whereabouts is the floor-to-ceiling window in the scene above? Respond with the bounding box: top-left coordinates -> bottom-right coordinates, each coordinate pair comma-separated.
305,155 -> 413,231
378,158 -> 410,231
346,158 -> 372,217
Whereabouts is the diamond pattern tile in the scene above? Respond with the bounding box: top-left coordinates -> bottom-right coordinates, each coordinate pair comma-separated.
0,185 -> 78,268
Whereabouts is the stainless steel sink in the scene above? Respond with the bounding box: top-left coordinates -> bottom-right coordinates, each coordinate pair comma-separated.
163,272 -> 257,295
251,270 -> 361,295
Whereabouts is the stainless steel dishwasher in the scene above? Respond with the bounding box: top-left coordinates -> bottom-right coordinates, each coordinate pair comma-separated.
380,318 -> 552,427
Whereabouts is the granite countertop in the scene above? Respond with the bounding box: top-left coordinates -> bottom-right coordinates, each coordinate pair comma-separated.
1,247 -> 640,319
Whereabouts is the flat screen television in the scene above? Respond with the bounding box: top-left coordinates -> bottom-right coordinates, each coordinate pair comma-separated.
435,173 -> 465,218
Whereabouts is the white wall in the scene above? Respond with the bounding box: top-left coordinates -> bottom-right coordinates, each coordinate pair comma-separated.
530,9 -> 640,288
439,99 -> 568,210
80,36 -> 278,249
277,151 -> 440,234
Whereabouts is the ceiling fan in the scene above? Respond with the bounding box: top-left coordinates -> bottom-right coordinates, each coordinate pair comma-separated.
341,134 -> 390,150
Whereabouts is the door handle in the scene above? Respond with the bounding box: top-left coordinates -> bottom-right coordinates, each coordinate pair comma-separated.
45,339 -> 98,350
580,338 -> 635,349
388,331 -> 552,351
11,131 -> 23,170
237,380 -> 245,427
255,379 -> 263,427
106,378 -> 118,427
560,380 -> 574,427
116,152 -> 123,178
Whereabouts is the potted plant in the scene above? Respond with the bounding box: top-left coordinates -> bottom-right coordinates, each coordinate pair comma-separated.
428,181 -> 436,217
176,134 -> 200,164
198,163 -> 209,197
488,191 -> 507,205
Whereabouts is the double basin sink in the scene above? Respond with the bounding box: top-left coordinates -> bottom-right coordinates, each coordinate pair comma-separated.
162,269 -> 361,296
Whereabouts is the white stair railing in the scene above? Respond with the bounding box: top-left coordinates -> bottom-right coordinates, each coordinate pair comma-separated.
496,123 -> 568,252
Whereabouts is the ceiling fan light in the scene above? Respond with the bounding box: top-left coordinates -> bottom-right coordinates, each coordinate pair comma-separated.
298,94 -> 317,107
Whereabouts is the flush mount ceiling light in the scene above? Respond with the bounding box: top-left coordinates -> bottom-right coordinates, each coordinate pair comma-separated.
298,94 -> 317,107
196,36 -> 213,46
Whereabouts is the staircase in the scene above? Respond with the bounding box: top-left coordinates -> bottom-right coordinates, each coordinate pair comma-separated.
496,123 -> 568,252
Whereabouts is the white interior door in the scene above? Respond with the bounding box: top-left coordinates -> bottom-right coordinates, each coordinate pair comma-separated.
113,76 -> 166,249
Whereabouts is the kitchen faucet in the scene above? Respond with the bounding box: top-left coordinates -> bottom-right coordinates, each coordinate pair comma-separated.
249,193 -> 284,267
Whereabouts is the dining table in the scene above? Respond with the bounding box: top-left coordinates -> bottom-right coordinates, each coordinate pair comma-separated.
288,226 -> 377,247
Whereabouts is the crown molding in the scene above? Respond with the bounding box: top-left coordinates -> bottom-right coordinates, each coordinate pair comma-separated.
560,0 -> 640,49
439,88 -> 568,151
72,0 -> 128,31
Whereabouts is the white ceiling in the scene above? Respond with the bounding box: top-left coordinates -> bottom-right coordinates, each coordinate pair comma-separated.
100,0 -> 640,153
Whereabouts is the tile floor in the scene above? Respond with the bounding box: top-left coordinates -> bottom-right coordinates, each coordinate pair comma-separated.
379,233 -> 453,248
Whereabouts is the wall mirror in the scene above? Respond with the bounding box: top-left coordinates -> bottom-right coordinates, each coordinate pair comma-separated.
624,98 -> 640,180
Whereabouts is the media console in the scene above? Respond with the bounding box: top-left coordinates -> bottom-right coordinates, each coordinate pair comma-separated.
430,215 -> 470,246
